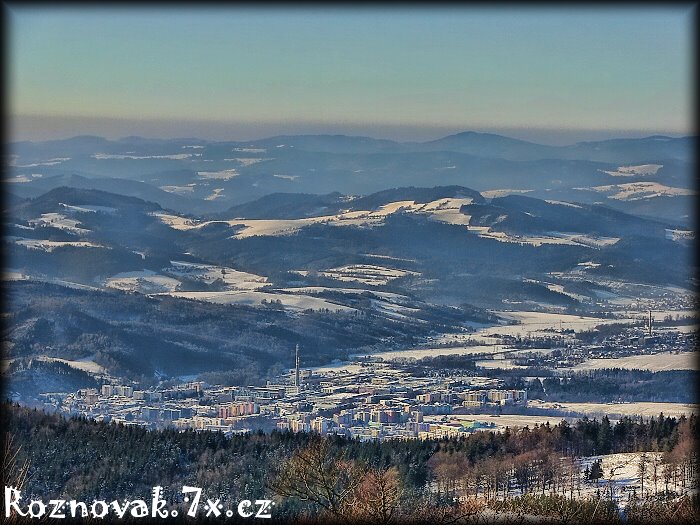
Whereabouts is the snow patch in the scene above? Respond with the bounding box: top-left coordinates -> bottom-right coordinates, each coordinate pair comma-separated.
162,290 -> 355,313
160,185 -> 195,195
105,270 -> 181,294
232,147 -> 266,153
197,168 -> 239,180
481,189 -> 533,199
224,157 -> 271,166
7,236 -> 103,252
585,182 -> 694,201
544,200 -> 582,208
204,188 -> 225,201
601,164 -> 663,177
320,264 -> 419,286
14,157 -> 70,167
28,213 -> 90,235
165,261 -> 267,290
59,203 -> 117,214
93,153 -> 195,160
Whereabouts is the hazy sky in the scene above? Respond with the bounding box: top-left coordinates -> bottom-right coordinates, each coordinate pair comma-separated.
8,6 -> 694,143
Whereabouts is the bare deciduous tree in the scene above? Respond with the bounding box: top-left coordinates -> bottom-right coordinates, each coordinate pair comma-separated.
2,433 -> 31,525
2,433 -> 30,491
350,466 -> 403,525
268,439 -> 366,522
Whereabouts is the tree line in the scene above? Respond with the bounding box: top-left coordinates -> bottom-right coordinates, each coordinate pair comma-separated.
4,402 -> 699,523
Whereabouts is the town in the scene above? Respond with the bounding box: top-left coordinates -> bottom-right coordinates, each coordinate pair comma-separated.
35,312 -> 696,442
39,356 -> 524,441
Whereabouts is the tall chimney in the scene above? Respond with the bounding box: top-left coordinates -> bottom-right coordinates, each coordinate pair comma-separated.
648,310 -> 652,337
295,344 -> 300,387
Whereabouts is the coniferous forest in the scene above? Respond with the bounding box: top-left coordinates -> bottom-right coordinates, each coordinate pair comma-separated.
3,403 -> 698,523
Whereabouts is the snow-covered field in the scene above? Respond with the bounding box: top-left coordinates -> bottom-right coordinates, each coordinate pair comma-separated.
161,290 -> 356,313
7,175 -> 35,183
391,312 -> 631,358
645,308 -> 697,319
586,182 -> 694,201
427,414 -> 576,431
160,184 -> 195,195
601,164 -> 663,177
1,356 -> 105,374
475,359 -> 527,369
481,189 -> 533,198
232,147 -> 266,153
12,157 -> 70,168
226,157 -> 271,166
351,344 -> 498,361
577,452 -> 669,501
566,352 -> 698,372
529,400 -> 698,418
281,285 -> 424,321
204,188 -> 225,201
280,286 -> 409,303
28,213 -> 90,235
2,269 -> 25,280
480,311 -> 631,338
149,212 -> 200,230
524,280 -> 589,302
36,355 -> 106,375
473,229 -> 619,248
415,197 -> 475,226
7,236 -> 103,252
223,201 -> 427,238
92,153 -> 196,160
546,200 -> 583,208
377,310 -> 693,365
59,203 -> 117,214
197,168 -> 239,180
361,253 -> 416,263
104,263 -> 269,295
230,217 -> 330,238
665,229 -> 695,242
164,261 -> 268,291
320,264 -> 419,286
105,270 -> 181,293
369,299 -> 423,321
433,402 -> 696,433
2,270 -> 101,291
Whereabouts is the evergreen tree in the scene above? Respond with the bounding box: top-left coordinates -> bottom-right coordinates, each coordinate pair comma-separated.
589,459 -> 603,487
597,416 -> 613,454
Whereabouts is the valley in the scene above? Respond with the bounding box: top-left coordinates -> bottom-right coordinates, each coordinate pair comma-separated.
2,132 -> 697,442
6,7 -> 697,523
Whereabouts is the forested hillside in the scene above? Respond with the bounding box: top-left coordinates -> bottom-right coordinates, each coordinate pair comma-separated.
3,404 -> 698,523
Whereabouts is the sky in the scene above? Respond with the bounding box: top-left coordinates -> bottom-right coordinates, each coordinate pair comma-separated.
7,6 -> 695,144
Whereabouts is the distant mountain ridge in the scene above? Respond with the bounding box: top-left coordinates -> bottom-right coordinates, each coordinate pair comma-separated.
4,182 -> 695,388
7,131 -> 694,225
10,130 -> 694,160
222,186 -> 485,219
